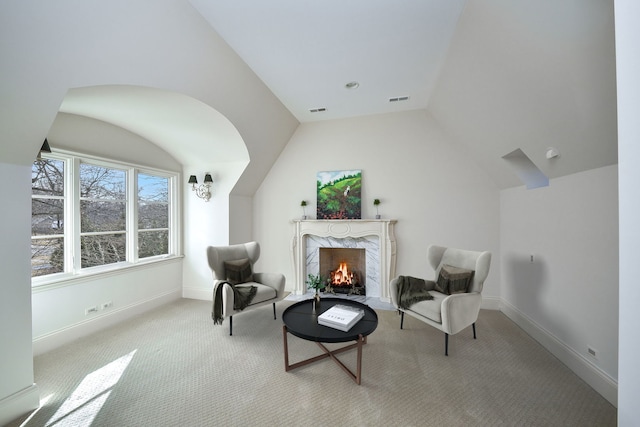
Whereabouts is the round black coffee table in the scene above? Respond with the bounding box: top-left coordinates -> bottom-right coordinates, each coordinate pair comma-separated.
282,297 -> 378,385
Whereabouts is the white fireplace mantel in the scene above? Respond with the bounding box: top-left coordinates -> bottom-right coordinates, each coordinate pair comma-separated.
291,219 -> 397,302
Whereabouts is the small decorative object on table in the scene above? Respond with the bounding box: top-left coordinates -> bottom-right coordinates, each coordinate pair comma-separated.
373,198 -> 381,219
318,304 -> 365,331
300,200 -> 308,220
306,273 -> 326,312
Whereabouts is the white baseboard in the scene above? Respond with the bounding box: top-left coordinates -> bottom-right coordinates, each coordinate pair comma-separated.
0,384 -> 39,426
182,286 -> 212,301
33,289 -> 181,356
481,296 -> 501,310
500,300 -> 618,407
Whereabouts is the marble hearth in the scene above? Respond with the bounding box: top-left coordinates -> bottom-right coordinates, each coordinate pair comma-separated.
291,220 -> 397,302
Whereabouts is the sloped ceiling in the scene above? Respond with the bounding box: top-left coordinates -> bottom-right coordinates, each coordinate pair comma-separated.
0,0 -> 617,192
191,0 -> 617,189
190,0 -> 468,123
429,0 -> 618,188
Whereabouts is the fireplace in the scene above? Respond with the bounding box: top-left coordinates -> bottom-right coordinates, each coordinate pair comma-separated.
291,219 -> 397,302
320,247 -> 366,295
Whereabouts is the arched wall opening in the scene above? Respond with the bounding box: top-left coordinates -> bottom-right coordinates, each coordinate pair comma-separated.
32,85 -> 250,357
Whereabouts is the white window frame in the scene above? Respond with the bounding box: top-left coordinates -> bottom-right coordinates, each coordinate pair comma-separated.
31,149 -> 181,288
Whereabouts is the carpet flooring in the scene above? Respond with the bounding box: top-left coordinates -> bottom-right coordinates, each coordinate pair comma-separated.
8,299 -> 616,426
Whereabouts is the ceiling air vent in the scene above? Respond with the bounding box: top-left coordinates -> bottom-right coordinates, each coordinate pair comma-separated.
389,96 -> 410,102
309,107 -> 327,113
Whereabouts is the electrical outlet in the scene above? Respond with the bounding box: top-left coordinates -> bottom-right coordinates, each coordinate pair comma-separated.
102,301 -> 113,310
587,347 -> 597,359
85,306 -> 98,315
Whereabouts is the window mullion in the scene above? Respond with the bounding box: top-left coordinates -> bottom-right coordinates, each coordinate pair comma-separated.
129,169 -> 138,263
170,175 -> 179,255
70,157 -> 81,273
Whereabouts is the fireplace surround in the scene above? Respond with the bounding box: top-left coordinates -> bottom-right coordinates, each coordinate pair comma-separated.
291,219 -> 397,302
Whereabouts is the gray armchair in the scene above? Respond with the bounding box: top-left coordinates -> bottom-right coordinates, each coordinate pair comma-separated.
206,242 -> 286,335
390,245 -> 491,355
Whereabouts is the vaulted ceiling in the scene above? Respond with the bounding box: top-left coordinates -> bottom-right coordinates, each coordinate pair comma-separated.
0,0 -> 617,191
191,0 -> 618,188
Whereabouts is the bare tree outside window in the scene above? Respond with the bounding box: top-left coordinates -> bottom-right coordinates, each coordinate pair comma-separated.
138,173 -> 169,258
31,158 -> 65,276
31,152 -> 176,279
80,163 -> 127,268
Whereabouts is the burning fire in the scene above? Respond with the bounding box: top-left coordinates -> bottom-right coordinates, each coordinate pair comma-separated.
330,262 -> 355,286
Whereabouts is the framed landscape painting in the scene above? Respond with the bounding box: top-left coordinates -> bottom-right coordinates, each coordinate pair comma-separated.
316,170 -> 362,219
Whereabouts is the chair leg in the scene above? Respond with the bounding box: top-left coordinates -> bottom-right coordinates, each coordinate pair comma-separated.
400,311 -> 405,329
445,333 -> 449,356
472,322 -> 477,339
273,302 -> 277,320
229,316 -> 233,336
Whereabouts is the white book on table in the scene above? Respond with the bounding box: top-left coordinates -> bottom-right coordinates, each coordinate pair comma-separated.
318,304 -> 365,332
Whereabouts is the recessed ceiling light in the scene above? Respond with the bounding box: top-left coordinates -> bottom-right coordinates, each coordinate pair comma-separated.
345,81 -> 359,90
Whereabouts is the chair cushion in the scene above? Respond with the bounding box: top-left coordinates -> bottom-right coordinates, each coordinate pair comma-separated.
407,291 -> 448,323
435,264 -> 474,295
224,258 -> 254,284
241,282 -> 277,305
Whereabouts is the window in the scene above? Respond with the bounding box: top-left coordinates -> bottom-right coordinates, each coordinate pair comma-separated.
31,150 -> 178,282
80,162 -> 127,268
31,157 -> 66,276
138,173 -> 169,259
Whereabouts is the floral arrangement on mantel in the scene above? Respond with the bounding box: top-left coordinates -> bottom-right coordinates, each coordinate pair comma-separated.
373,198 -> 381,219
300,200 -> 308,219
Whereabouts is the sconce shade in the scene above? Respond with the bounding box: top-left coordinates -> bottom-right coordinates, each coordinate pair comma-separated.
187,173 -> 214,202
41,139 -> 52,153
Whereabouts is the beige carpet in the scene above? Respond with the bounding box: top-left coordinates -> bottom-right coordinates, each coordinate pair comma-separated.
9,299 -> 616,426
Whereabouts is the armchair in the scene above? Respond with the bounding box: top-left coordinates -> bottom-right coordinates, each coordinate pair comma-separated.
206,242 -> 286,336
390,245 -> 491,355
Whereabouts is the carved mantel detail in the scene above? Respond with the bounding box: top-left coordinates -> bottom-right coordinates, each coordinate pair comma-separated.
291,219 -> 397,302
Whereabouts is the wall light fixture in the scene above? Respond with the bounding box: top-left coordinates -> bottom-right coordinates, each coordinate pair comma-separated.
188,173 -> 213,202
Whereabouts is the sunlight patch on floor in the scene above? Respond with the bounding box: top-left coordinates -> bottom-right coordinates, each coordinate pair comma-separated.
44,350 -> 137,427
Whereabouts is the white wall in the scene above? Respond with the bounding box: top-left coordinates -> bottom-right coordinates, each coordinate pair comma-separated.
229,195 -> 253,244
500,165 -> 618,404
615,0 -> 640,423
253,110 -> 501,304
182,161 -> 250,301
0,164 -> 39,426
32,261 -> 182,356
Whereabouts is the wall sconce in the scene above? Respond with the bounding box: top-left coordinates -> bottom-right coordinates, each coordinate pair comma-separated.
188,173 -> 213,202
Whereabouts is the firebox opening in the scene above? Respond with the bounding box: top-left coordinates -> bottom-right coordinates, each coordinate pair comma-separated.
319,247 -> 366,296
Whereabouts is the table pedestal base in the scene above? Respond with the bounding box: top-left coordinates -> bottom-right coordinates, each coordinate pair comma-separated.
283,325 -> 367,385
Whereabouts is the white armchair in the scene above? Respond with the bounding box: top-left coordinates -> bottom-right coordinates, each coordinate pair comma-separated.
390,245 -> 491,355
206,242 -> 286,335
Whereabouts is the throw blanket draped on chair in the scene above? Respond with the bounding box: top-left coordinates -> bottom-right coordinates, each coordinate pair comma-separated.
212,282 -> 257,325
396,275 -> 434,309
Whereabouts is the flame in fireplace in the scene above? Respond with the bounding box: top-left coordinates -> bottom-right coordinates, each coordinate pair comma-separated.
331,262 -> 355,286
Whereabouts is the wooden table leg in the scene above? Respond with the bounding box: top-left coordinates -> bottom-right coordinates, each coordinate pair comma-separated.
283,331 -> 367,385
356,334 -> 363,385
283,325 -> 290,371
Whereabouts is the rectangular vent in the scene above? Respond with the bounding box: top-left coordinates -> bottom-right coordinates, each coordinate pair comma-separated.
389,96 -> 410,102
309,107 -> 327,113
